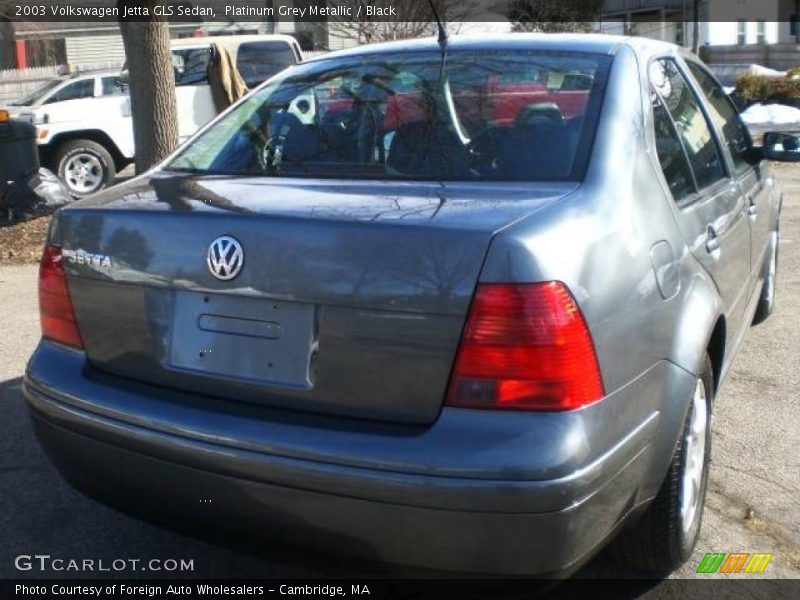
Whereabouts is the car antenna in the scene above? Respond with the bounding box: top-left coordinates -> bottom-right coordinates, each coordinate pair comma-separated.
426,0 -> 448,80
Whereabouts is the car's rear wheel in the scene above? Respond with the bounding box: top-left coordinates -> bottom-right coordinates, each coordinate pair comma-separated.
752,229 -> 779,325
55,140 -> 116,198
610,355 -> 713,574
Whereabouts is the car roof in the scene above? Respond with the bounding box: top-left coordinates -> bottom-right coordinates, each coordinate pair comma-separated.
171,34 -> 298,50
66,70 -> 120,80
33,71 -> 117,88
305,33 -> 679,63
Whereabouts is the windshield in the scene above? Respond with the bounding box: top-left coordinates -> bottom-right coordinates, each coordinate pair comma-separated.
12,78 -> 65,106
168,49 -> 611,182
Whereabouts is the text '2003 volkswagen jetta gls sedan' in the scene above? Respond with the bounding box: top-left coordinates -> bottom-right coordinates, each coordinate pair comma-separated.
25,35 -> 796,576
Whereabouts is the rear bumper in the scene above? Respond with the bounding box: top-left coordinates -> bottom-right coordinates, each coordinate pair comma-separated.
24,340 -> 693,575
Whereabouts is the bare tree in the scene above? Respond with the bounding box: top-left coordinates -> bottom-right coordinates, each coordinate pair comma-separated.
507,0 -> 603,33
117,0 -> 179,173
323,0 -> 476,46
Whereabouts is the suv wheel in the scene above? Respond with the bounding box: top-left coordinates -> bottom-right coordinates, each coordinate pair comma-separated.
752,229 -> 779,325
610,355 -> 713,574
55,140 -> 116,198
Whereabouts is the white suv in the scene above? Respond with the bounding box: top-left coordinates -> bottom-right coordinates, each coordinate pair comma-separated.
7,70 -> 131,197
5,34 -> 303,197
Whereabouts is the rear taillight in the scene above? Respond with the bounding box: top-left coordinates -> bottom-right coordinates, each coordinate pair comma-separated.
39,244 -> 83,349
445,282 -> 604,411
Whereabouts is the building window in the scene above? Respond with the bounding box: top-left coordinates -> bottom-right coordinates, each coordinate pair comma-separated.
737,20 -> 747,45
756,20 -> 766,44
675,21 -> 685,47
23,38 -> 66,67
791,15 -> 798,38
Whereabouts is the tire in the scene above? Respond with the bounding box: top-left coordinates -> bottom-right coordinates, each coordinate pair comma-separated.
610,355 -> 713,575
752,229 -> 779,325
54,140 -> 116,198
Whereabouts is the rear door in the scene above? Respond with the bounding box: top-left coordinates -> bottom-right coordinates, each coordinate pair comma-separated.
94,75 -> 134,157
649,58 -> 751,342
684,60 -> 771,285
172,46 -> 217,139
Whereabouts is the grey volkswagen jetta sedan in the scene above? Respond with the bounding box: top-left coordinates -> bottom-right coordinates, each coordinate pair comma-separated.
25,34 -> 794,576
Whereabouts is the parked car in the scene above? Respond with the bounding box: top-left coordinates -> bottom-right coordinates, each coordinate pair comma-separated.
164,34 -> 304,142
5,70 -> 130,198
24,35 -> 796,577
3,35 -> 303,198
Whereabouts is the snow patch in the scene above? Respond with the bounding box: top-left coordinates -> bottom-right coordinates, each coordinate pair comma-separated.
747,64 -> 787,78
741,103 -> 800,127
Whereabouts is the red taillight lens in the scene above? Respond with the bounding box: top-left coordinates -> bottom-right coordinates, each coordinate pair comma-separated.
446,282 -> 604,411
39,244 -> 83,349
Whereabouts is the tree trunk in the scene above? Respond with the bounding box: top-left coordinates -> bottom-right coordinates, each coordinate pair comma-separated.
796,0 -> 800,44
118,1 -> 178,174
692,0 -> 700,54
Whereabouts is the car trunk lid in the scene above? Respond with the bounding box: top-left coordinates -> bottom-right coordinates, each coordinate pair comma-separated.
58,173 -> 576,424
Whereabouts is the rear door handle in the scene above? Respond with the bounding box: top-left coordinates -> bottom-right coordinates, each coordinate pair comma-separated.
706,225 -> 720,253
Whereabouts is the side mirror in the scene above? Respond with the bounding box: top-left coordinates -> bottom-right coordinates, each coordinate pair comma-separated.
762,131 -> 800,162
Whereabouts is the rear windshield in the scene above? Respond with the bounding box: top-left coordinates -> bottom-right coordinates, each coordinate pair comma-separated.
168,50 -> 611,182
237,41 -> 298,88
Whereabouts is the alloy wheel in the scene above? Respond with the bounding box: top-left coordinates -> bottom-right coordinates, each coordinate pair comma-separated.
64,153 -> 105,195
680,378 -> 708,533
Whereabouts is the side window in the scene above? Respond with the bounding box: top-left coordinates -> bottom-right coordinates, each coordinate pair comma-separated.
172,48 -> 211,86
47,79 -> 95,103
236,42 -> 297,88
651,87 -> 696,203
101,76 -> 122,96
650,58 -> 726,190
687,62 -> 752,172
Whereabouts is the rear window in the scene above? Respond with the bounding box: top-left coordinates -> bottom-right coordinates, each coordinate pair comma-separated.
172,48 -> 212,86
168,50 -> 611,182
237,41 -> 298,88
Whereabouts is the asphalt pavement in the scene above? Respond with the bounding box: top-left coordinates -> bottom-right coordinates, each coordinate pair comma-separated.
1,165 -> 798,588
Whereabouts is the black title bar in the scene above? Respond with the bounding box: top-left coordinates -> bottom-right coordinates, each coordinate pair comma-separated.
0,1 -> 797,23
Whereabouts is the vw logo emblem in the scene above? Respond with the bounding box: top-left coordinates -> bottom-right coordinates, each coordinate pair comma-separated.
207,236 -> 244,281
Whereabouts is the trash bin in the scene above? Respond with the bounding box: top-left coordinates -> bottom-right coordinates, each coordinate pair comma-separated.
0,111 -> 39,185
0,110 -> 73,226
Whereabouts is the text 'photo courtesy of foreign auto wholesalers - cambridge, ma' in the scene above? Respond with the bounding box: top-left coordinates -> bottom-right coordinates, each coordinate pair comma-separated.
0,0 -> 800,599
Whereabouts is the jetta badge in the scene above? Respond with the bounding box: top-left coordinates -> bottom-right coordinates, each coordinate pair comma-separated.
207,236 -> 244,281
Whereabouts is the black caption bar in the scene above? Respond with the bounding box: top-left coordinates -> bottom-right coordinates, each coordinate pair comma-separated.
0,0 -> 796,23
4,579 -> 800,600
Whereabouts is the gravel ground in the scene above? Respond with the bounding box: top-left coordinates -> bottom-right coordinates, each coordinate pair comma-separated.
0,164 -> 798,590
0,216 -> 50,266
682,162 -> 800,577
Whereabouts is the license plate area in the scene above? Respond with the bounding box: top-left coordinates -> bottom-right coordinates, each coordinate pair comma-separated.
168,291 -> 316,389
